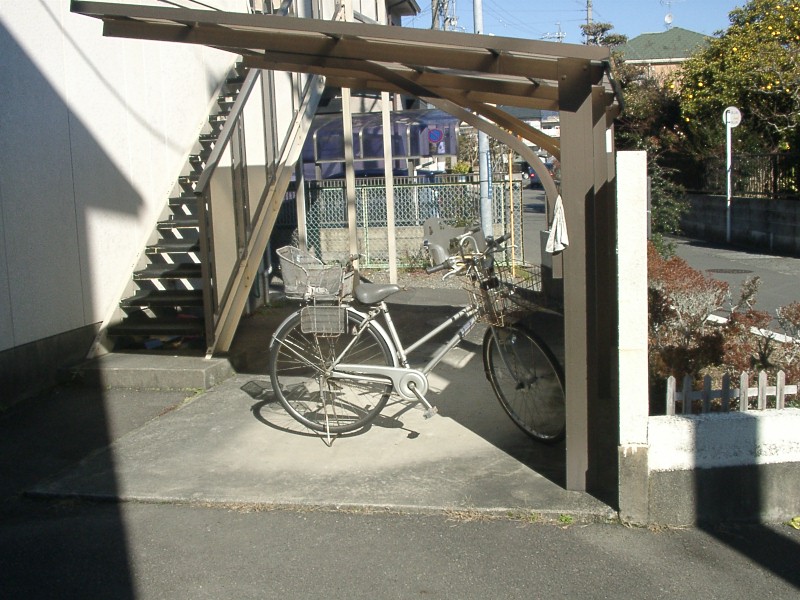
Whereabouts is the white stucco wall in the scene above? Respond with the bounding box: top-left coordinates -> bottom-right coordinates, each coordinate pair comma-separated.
0,0 -> 242,352
0,0 -> 406,358
648,409 -> 800,471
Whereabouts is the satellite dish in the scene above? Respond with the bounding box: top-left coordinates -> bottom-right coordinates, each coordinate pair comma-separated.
664,13 -> 673,26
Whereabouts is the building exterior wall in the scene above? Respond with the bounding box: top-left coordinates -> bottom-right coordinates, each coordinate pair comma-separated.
0,1 -> 242,351
0,1 -> 408,403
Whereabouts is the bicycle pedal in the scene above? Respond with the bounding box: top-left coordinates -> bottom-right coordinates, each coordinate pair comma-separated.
423,406 -> 438,419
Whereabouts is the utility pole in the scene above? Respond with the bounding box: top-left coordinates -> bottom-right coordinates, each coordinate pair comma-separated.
542,22 -> 565,43
432,0 -> 443,30
586,0 -> 593,27
474,0 -> 492,236
432,0 -> 458,32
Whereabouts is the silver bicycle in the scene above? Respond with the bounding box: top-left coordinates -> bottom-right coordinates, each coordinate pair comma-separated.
268,227 -> 565,443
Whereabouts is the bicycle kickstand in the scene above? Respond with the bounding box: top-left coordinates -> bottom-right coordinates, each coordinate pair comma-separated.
407,382 -> 438,419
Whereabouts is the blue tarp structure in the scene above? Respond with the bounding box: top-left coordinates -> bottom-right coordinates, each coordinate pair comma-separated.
303,109 -> 460,179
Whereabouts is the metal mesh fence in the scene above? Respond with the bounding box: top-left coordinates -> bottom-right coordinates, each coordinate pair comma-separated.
282,176 -> 524,268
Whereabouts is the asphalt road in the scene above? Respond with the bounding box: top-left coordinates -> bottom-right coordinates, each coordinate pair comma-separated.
671,236 -> 800,320
3,485 -> 799,599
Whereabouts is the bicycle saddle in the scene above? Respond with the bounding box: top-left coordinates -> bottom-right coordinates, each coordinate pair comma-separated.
354,283 -> 401,304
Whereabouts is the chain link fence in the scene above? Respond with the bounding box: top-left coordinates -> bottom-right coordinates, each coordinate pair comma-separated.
273,175 -> 525,268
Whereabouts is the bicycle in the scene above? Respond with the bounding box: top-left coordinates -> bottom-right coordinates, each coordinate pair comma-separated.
268,226 -> 565,443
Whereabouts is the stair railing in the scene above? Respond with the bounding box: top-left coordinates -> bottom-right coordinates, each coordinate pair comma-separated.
194,0 -> 335,356
194,67 -> 262,357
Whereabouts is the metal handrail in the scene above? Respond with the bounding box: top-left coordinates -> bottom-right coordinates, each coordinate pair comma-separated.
194,69 -> 261,194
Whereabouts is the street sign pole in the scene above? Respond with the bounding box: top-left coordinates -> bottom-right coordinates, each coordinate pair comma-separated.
723,106 -> 742,243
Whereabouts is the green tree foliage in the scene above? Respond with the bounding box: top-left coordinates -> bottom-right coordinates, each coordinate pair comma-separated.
601,25 -> 689,255
580,22 -> 628,48
616,73 -> 689,255
678,0 -> 800,152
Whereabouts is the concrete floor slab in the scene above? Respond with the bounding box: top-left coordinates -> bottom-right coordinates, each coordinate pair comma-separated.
32,374 -> 612,519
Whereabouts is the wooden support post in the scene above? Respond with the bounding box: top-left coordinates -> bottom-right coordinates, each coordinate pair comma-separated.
341,87 -> 359,263
558,58 -> 593,491
558,59 -> 618,497
381,91 -> 398,283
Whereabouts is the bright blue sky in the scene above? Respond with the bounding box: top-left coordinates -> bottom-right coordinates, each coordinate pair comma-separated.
405,1 -> 746,44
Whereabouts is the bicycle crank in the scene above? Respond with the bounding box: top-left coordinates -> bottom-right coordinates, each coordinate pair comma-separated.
333,364 -> 429,400
331,364 -> 438,417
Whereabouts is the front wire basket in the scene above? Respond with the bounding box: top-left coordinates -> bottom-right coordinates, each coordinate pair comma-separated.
468,253 -> 544,326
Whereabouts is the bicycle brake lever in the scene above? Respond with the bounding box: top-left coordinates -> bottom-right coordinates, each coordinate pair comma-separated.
442,264 -> 465,280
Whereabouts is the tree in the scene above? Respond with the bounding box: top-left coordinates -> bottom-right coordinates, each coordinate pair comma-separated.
678,0 -> 800,152
580,22 -> 628,48
606,25 -> 689,255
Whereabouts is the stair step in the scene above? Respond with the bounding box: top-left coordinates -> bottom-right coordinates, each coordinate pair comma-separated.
134,264 -> 202,280
121,289 -> 204,308
169,194 -> 199,210
179,171 -> 199,183
208,114 -> 228,128
217,94 -> 236,110
146,239 -> 200,254
189,154 -> 205,171
158,215 -> 199,229
108,316 -> 205,337
199,133 -> 217,149
222,78 -> 244,93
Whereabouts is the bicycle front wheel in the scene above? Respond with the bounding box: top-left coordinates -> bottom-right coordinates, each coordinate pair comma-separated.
269,308 -> 395,434
483,324 -> 565,443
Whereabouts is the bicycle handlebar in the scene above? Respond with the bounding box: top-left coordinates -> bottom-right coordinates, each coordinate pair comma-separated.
486,233 -> 511,248
426,262 -> 450,274
456,225 -> 482,241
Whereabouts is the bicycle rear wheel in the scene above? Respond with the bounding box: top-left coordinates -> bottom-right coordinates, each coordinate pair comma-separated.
269,308 -> 395,434
483,323 -> 565,443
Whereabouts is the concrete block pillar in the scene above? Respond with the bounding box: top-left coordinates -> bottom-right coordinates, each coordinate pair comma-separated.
616,150 -> 650,524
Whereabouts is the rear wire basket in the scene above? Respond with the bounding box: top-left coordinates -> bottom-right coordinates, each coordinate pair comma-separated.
276,246 -> 350,302
300,305 -> 346,335
468,256 -> 543,326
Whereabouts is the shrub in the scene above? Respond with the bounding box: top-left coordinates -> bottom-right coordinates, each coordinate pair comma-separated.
647,242 -> 799,411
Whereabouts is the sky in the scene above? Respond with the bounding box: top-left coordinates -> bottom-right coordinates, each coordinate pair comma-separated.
404,1 -> 747,45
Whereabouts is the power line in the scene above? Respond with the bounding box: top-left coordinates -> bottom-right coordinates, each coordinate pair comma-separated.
542,22 -> 566,43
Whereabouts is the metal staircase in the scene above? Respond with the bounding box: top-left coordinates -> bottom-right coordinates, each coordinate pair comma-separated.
96,61 -> 326,358
106,63 -> 248,351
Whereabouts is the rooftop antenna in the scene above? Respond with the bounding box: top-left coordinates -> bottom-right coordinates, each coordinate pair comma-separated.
660,0 -> 684,29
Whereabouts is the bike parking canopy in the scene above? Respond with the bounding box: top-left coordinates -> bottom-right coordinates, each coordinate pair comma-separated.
72,1 -> 624,498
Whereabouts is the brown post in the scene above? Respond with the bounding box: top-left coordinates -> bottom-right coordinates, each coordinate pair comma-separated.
558,57 -> 594,491
558,60 -> 618,496
586,84 -> 619,504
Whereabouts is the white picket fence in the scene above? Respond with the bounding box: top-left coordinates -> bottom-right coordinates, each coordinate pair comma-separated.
665,371 -> 798,415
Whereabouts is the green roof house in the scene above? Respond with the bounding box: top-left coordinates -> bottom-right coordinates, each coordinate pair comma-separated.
620,27 -> 710,80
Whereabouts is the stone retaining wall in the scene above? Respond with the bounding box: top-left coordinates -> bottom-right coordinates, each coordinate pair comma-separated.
646,409 -> 800,524
681,194 -> 800,256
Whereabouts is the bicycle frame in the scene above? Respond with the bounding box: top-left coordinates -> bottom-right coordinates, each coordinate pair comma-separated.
328,300 -> 480,409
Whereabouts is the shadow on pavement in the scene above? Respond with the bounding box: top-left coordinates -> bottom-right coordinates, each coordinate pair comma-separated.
0,383 -> 189,597
229,297 -> 568,488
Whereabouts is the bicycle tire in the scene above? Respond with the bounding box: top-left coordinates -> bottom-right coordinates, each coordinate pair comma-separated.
483,323 -> 565,443
269,308 -> 395,434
